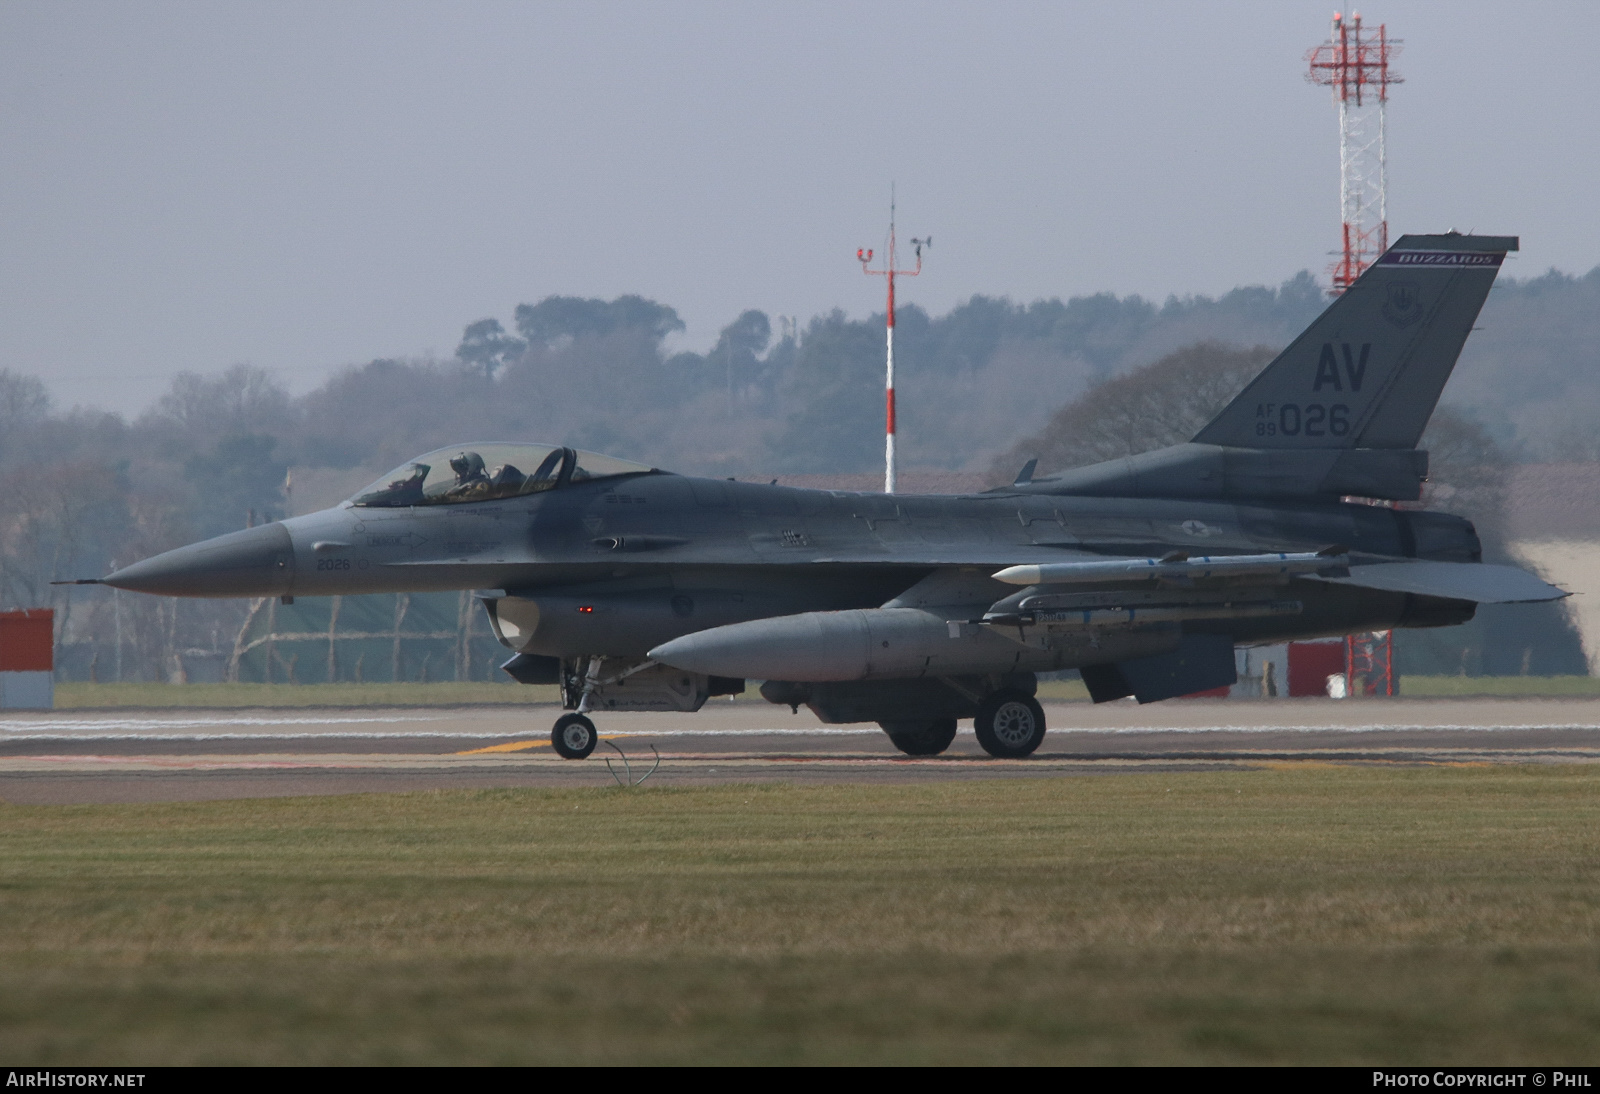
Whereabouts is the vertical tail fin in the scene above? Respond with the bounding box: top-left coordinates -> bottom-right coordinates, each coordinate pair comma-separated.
1192,233 -> 1517,451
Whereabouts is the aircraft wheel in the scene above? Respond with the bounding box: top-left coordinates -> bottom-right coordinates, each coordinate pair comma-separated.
974,689 -> 1046,758
552,713 -> 598,759
880,718 -> 958,756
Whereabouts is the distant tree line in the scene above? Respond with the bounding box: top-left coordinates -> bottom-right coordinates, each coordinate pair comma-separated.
2,261 -> 1596,682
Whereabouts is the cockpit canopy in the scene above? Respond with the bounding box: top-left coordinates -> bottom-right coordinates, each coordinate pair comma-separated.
349,443 -> 655,508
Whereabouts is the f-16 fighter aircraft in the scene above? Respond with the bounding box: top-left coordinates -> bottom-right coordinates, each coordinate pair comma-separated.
85,233 -> 1564,760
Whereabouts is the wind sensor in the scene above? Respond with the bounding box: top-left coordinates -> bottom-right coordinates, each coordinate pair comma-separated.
858,188 -> 928,494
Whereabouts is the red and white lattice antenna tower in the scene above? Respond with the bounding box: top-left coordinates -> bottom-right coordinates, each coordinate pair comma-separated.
857,187 -> 928,494
1306,12 -> 1403,293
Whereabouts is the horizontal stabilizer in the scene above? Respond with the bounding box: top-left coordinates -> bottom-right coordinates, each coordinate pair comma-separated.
1306,561 -> 1566,604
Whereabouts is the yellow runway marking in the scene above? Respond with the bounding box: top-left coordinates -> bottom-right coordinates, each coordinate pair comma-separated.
455,740 -> 550,755
454,734 -> 627,756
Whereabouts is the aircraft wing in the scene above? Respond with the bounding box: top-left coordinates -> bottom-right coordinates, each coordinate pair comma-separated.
1302,560 -> 1567,604
381,547 -> 1563,605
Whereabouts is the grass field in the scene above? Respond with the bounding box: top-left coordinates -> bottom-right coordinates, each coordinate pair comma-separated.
4,767 -> 1600,1064
50,675 -> 1600,708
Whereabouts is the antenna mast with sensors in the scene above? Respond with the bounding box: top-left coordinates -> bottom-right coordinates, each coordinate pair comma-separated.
1307,12 -> 1403,696
1307,11 -> 1402,293
857,188 -> 928,494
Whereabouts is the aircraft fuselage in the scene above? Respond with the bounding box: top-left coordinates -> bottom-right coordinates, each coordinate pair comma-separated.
107,468 -> 1480,658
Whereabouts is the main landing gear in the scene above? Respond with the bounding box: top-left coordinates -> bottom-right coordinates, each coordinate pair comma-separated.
551,712 -> 598,759
880,718 -> 959,757
973,688 -> 1047,759
878,690 -> 1048,759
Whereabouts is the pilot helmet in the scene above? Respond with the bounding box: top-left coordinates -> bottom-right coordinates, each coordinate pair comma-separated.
450,451 -> 485,479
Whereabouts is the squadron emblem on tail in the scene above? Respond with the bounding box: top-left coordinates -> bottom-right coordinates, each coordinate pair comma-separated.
1383,279 -> 1423,327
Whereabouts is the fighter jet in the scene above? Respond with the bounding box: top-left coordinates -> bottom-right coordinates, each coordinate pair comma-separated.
85,232 -> 1563,760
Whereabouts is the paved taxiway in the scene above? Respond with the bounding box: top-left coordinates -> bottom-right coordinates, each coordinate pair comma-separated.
4,698 -> 1600,804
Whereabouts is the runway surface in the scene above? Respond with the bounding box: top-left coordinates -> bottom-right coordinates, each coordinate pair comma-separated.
4,698 -> 1600,803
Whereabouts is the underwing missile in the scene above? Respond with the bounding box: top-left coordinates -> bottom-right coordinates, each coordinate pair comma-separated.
983,600 -> 1302,628
991,549 -> 1347,588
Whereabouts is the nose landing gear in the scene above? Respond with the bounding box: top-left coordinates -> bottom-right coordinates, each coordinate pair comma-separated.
552,712 -> 598,759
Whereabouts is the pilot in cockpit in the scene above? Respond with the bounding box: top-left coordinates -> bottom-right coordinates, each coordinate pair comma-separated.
445,451 -> 490,499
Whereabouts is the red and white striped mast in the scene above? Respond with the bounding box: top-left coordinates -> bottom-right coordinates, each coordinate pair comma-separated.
1308,13 -> 1403,695
1307,11 -> 1402,293
857,188 -> 928,494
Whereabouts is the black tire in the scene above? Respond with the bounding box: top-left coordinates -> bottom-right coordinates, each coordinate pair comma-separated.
880,718 -> 959,757
551,713 -> 598,759
974,689 -> 1046,758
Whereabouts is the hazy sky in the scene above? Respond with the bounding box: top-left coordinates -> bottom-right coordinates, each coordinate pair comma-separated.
2,1 -> 1595,413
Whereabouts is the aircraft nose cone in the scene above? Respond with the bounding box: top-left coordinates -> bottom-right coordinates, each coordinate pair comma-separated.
103,523 -> 295,597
